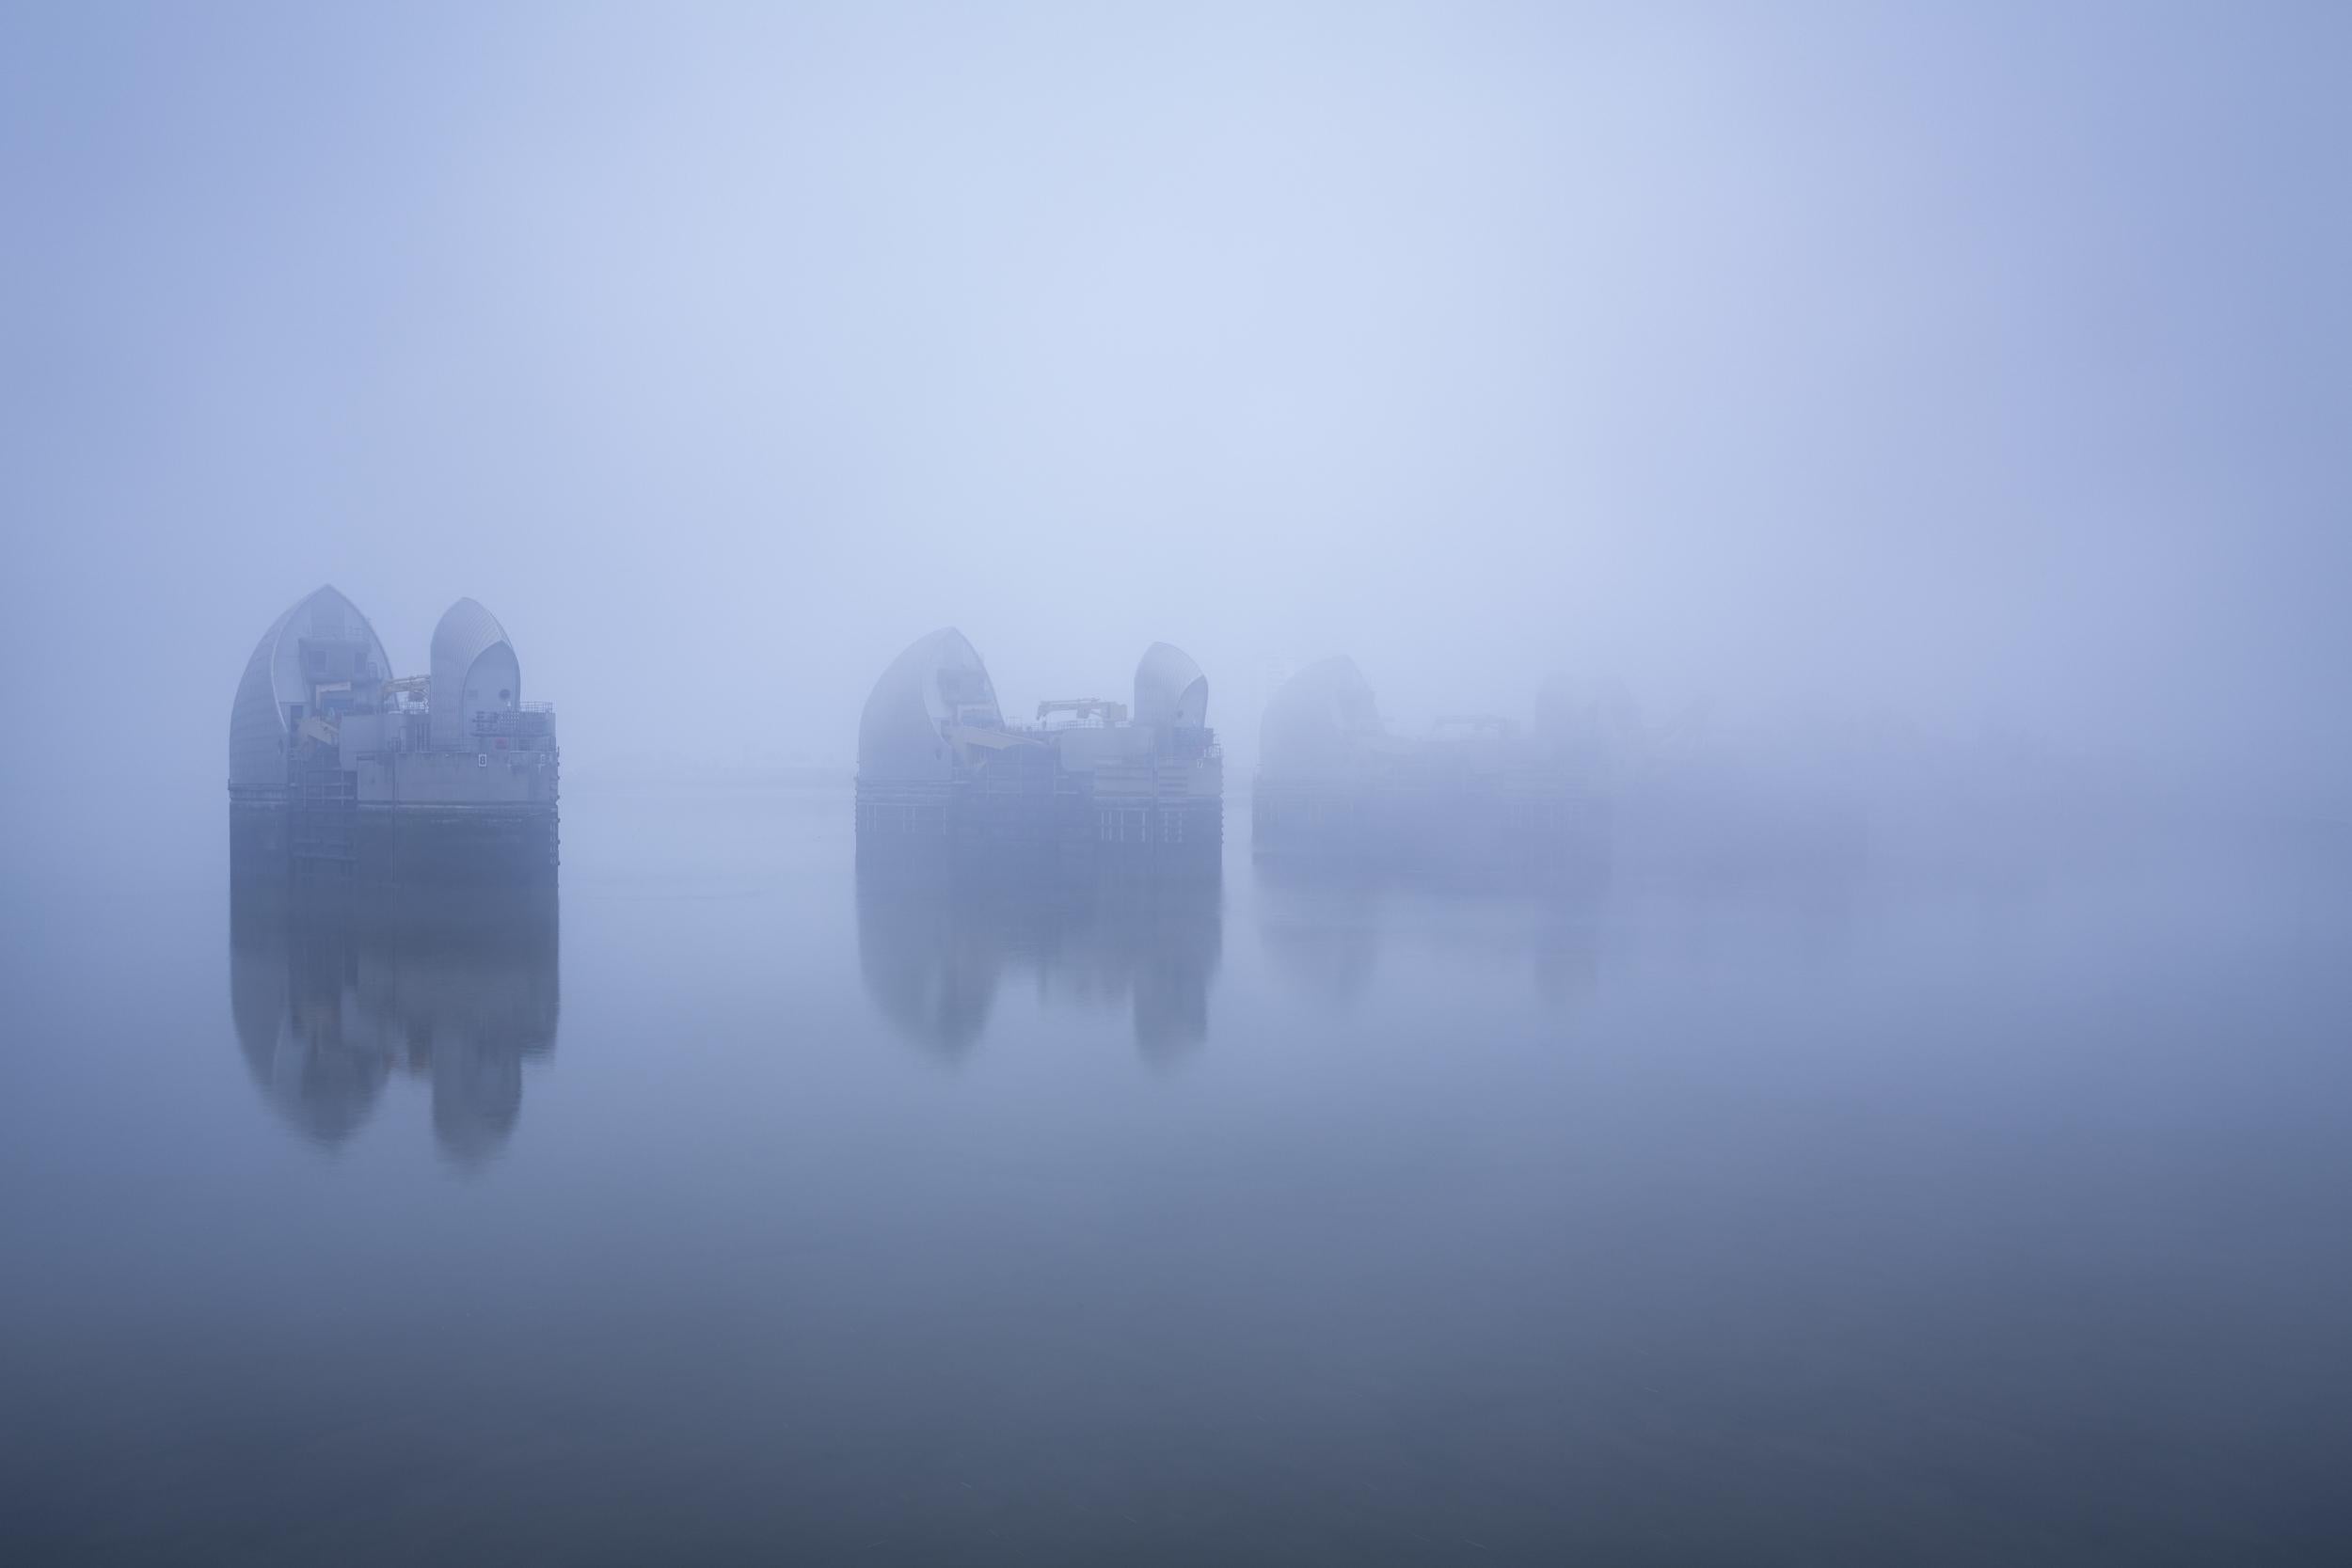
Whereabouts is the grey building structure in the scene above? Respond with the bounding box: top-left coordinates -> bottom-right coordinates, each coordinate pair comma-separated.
855,628 -> 1222,860
229,585 -> 558,880
1252,655 -> 1602,879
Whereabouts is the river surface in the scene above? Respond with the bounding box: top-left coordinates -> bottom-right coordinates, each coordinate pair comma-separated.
4,784 -> 2348,1564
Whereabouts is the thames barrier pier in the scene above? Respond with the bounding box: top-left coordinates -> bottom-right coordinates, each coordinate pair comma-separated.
1250,655 -> 1602,880
855,629 -> 1222,861
228,586 -> 559,882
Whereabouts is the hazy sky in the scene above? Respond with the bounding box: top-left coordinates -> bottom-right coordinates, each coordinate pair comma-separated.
3,2 -> 2344,800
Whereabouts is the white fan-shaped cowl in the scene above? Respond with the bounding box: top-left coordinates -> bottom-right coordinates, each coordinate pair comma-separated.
1258,656 -> 1383,779
1133,641 -> 1208,731
429,597 -> 520,752
858,627 -> 1004,782
228,584 -> 392,787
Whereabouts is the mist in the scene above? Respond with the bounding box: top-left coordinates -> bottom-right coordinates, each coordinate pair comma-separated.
5,2 -> 2344,820
6,7 -> 2351,1564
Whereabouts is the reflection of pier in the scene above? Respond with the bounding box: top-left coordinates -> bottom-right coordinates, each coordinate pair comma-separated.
1253,856 -> 1604,1010
855,855 -> 1223,1062
228,875 -> 559,1162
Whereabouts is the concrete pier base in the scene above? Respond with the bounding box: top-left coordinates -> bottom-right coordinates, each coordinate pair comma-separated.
230,802 -> 558,887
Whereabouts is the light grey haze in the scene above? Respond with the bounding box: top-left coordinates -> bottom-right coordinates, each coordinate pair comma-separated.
3,0 -> 2345,816
5,9 -> 2352,1562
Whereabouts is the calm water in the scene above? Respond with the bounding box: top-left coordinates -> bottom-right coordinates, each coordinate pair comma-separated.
4,784 -> 2349,1564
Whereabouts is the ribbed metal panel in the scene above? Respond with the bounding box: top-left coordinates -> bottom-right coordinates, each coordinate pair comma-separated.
1257,656 -> 1383,780
428,597 -> 516,752
228,585 -> 391,791
1133,641 -> 1208,731
858,627 -> 1002,783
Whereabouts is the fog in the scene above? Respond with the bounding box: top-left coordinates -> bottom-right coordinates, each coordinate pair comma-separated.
9,11 -> 2352,1560
4,2 -> 2344,822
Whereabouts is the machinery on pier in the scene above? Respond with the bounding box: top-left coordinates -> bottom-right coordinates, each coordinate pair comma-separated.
856,630 -> 1222,861
229,586 -> 559,881
1251,655 -> 1603,880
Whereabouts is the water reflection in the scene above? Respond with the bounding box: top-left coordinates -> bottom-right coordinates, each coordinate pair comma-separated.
228,879 -> 560,1162
855,858 -> 1222,1061
1254,857 -> 1607,1009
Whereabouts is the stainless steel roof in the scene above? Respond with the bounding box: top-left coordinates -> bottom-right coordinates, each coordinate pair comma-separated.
1257,655 -> 1384,779
429,597 -> 516,751
858,627 -> 1003,782
227,585 -> 391,788
1133,641 -> 1208,731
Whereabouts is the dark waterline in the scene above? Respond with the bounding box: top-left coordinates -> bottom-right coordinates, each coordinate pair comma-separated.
3,783 -> 2348,1563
